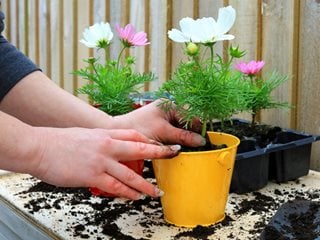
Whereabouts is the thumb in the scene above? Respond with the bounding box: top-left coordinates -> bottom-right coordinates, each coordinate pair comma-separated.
167,126 -> 206,147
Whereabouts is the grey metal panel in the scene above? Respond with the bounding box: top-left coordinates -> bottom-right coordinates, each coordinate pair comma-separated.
0,222 -> 20,240
0,198 -> 58,240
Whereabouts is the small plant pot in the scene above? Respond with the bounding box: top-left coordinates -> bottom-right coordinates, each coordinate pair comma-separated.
152,132 -> 240,227
89,160 -> 144,197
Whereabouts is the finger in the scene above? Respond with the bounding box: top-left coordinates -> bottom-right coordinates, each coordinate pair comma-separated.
93,174 -> 142,200
104,160 -> 163,198
106,129 -> 151,143
162,102 -> 205,146
107,139 -> 181,160
163,125 -> 206,147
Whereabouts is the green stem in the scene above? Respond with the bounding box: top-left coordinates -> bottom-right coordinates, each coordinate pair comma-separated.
104,47 -> 108,63
220,119 -> 225,130
209,120 -> 213,132
251,111 -> 256,127
116,46 -> 127,70
99,46 -> 110,65
90,62 -> 99,76
209,44 -> 214,68
226,56 -> 234,73
193,55 -> 201,68
201,117 -> 208,137
249,75 -> 254,85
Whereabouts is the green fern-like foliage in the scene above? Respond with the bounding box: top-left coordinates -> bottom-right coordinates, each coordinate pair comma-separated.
158,53 -> 247,136
75,58 -> 154,116
241,71 -> 290,125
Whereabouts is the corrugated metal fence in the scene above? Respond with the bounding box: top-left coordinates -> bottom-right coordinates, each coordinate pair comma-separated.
1,0 -> 320,169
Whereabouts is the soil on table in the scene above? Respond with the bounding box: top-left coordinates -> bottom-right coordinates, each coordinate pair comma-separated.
18,162 -> 320,239
261,200 -> 320,240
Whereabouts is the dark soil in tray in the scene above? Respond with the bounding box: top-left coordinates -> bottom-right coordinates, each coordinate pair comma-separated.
260,200 -> 320,240
181,120 -> 281,152
212,119 -> 282,148
17,162 -> 320,239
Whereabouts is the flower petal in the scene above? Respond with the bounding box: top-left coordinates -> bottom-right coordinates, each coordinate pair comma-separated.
131,32 -> 150,45
214,34 -> 235,42
179,17 -> 195,40
168,29 -> 190,42
216,6 -> 236,35
234,60 -> 265,75
191,17 -> 216,43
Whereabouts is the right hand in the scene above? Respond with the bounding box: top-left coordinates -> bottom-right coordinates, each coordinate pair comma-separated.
30,127 -> 181,200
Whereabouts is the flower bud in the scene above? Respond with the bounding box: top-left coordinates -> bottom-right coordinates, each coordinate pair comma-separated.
229,45 -> 246,58
186,42 -> 199,56
87,57 -> 97,64
125,56 -> 136,65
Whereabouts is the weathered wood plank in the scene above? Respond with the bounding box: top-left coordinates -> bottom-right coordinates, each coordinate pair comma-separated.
229,0 -> 259,121
62,0 -> 75,93
38,0 -> 50,76
148,0 -> 170,90
170,0 -> 194,70
76,0 -> 91,100
259,0 -> 295,128
109,0 -> 129,61
7,0 -> 17,46
18,0 -> 27,55
26,0 -> 38,64
92,0 -> 107,64
129,0 -> 147,75
49,0 -> 61,85
298,0 -> 320,170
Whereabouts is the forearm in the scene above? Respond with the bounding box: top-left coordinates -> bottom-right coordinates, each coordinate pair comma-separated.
0,111 -> 40,173
0,72 -> 204,147
0,71 -> 115,129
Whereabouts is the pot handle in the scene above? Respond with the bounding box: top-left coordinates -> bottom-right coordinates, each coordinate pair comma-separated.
217,151 -> 232,170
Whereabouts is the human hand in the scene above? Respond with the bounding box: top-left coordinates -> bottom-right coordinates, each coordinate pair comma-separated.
114,99 -> 206,147
30,127 -> 181,200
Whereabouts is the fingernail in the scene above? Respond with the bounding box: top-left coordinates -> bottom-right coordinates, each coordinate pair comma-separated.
195,135 -> 206,146
155,187 -> 164,197
169,144 -> 181,152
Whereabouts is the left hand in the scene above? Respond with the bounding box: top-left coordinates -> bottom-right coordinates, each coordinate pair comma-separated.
114,99 -> 206,147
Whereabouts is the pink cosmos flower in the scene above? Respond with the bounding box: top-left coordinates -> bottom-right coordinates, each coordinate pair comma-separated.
115,23 -> 150,47
234,60 -> 265,75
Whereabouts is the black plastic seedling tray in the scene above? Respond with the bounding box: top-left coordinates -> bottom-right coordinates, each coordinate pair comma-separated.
224,119 -> 320,194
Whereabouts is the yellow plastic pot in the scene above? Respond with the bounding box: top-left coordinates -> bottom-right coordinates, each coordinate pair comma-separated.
152,132 -> 240,227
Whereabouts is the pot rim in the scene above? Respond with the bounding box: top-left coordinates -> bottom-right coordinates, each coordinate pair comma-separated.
177,131 -> 240,155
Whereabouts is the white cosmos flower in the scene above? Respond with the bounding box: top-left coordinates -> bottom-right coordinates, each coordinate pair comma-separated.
168,5 -> 236,44
80,22 -> 113,48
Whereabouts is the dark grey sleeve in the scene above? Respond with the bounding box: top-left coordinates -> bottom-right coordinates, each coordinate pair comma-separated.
0,10 -> 40,101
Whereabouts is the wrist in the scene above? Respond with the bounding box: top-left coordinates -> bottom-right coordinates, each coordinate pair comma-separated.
0,111 -> 44,175
19,126 -> 48,176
